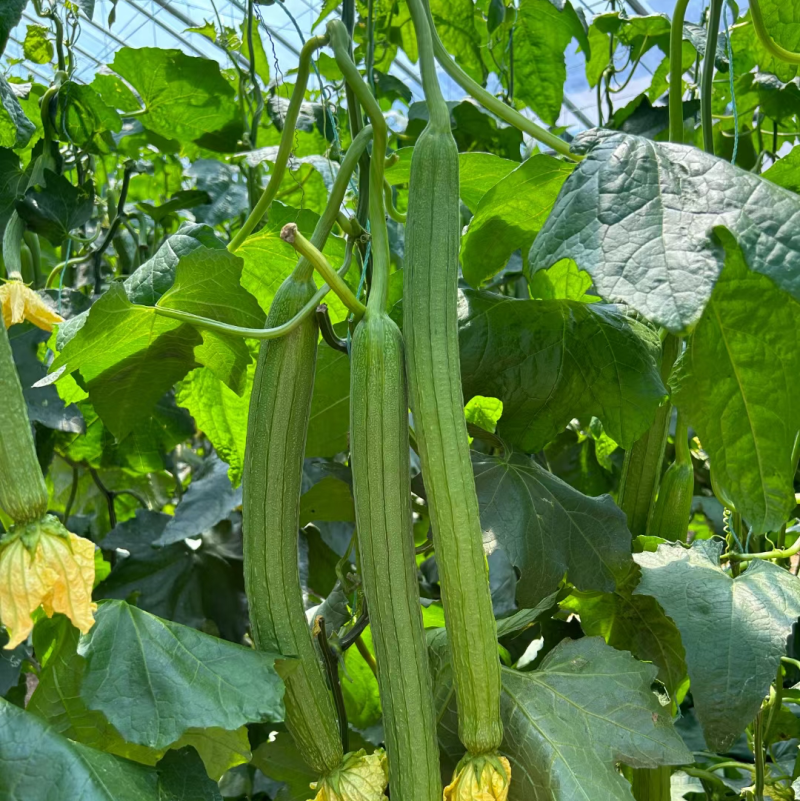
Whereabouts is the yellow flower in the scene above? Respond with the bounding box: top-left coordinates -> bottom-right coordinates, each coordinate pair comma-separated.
444,753 -> 512,801
0,280 -> 63,332
0,514 -> 96,648
311,750 -> 389,801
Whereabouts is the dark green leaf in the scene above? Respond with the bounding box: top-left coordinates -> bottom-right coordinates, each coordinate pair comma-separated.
58,82 -> 122,154
461,154 -> 574,287
0,147 -> 26,231
299,475 -> 354,526
0,0 -> 26,58
635,540 -> 800,751
307,340 -> 350,458
156,748 -> 222,801
16,171 -> 94,245
78,600 -> 289,749
475,451 -> 632,608
251,730 -> 316,801
458,289 -> 666,451
0,697 -> 160,800
671,231 -> 800,534
529,130 -> 800,332
154,458 -> 242,547
188,159 -> 249,226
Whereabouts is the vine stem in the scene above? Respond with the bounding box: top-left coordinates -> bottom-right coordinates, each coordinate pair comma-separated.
327,19 -> 390,312
670,0 -> 692,144
228,35 -> 329,252
421,0 -> 578,160
701,0 -> 724,154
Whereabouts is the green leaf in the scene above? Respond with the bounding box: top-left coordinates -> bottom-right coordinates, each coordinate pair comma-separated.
513,0 -> 590,126
561,568 -> 689,700
528,260 -> 597,302
464,395 -> 503,435
23,24 -> 53,64
756,0 -> 800,55
474,451 -> 632,608
157,246 -> 264,329
0,76 -> 35,149
77,600 -> 290,749
251,730 -> 316,801
529,130 -> 800,333
188,159 -> 249,226
458,289 -> 666,451
763,142 -> 800,192
156,748 -> 223,801
433,637 -> 692,800
176,365 -> 250,487
428,0 -> 484,82
0,146 -> 26,230
16,171 -> 94,245
340,626 -> 381,730
51,284 -> 201,439
307,340 -> 351,457
458,152 -> 518,213
634,540 -> 800,751
461,154 -> 574,287
299,475 -> 355,526
0,697 -> 161,800
90,72 -> 142,114
671,231 -> 800,533
110,47 -> 239,146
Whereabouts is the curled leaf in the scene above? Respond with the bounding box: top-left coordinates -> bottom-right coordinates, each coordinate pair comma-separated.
311,749 -> 388,801
444,753 -> 512,801
0,280 -> 63,331
0,514 -> 96,648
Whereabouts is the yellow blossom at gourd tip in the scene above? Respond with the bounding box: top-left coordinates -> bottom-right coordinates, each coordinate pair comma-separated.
0,280 -> 63,332
310,749 -> 388,801
0,514 -> 96,649
443,753 -> 512,801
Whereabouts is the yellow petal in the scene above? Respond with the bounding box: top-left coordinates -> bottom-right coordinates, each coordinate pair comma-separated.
443,754 -> 511,801
0,281 -> 63,332
311,750 -> 389,801
0,515 -> 96,649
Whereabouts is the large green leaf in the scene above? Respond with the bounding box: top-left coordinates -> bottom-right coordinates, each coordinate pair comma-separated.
461,155 -> 574,287
474,451 -> 631,608
0,0 -> 26,57
0,146 -> 26,230
428,0 -> 484,82
110,48 -> 239,147
757,0 -> 800,54
77,600 -> 289,749
561,567 -> 688,699
0,698 -> 161,800
458,152 -> 518,213
671,232 -> 800,534
529,129 -> 800,333
16,171 -> 95,245
432,636 -> 691,800
513,0 -> 590,126
458,289 -> 666,451
634,540 -> 800,751
58,82 -> 122,154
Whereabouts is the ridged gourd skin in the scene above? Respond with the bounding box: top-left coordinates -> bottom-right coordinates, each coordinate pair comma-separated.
648,446 -> 694,543
350,309 -> 441,801
242,272 -> 343,776
0,321 -> 48,524
403,125 -> 503,755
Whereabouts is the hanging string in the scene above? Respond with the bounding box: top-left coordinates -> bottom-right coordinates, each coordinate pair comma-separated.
724,0 -> 739,164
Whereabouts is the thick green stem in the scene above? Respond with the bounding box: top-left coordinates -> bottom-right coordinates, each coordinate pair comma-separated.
228,35 -> 328,251
424,0 -> 577,159
750,0 -> 800,65
701,0 -> 723,155
327,19 -> 389,312
669,0 -> 692,144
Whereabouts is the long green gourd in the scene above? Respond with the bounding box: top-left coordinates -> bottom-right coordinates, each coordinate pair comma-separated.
241,33 -> 353,777
648,412 -> 694,543
404,0 -> 507,790
328,20 -> 441,801
0,321 -> 48,524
